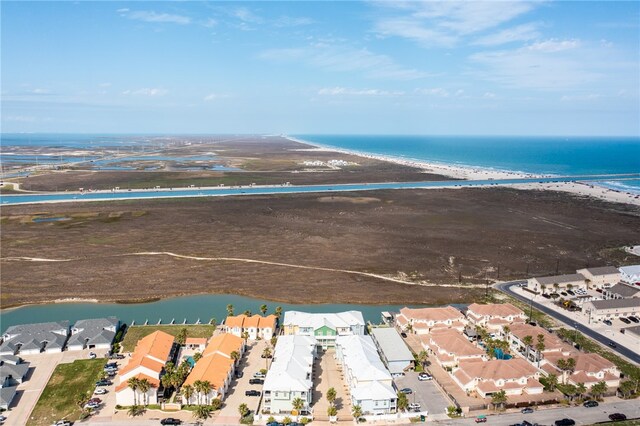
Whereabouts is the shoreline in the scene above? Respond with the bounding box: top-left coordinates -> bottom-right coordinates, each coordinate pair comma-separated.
287,135 -> 640,206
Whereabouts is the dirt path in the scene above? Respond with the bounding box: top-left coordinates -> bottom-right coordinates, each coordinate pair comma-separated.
2,251 -> 485,289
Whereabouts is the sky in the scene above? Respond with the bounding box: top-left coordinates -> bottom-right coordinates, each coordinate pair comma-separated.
1,1 -> 639,136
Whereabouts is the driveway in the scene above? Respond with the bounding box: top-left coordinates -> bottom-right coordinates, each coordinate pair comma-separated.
312,349 -> 351,421
395,372 -> 450,417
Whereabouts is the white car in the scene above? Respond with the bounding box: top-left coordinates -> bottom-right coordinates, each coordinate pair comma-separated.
94,388 -> 108,395
408,403 -> 421,411
88,352 -> 97,359
418,373 -> 433,381
52,421 -> 72,426
253,372 -> 266,379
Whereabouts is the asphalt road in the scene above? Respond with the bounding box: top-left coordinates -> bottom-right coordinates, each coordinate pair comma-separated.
495,280 -> 640,364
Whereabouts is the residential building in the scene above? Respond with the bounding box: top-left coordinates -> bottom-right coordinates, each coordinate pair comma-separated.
369,327 -> 414,377
182,333 -> 244,403
282,311 -> 365,349
603,283 -> 640,300
263,335 -> 316,414
582,298 -> 640,322
0,355 -> 30,410
222,314 -> 278,341
452,358 -> 543,398
465,303 -> 527,331
619,265 -> 640,286
67,317 -> 119,351
0,321 -> 69,355
185,337 -> 208,351
576,266 -> 621,289
625,325 -> 640,340
115,331 -> 176,406
542,352 -> 620,388
335,335 -> 398,415
507,323 -> 570,363
421,329 -> 485,368
527,274 -> 587,294
395,306 -> 467,334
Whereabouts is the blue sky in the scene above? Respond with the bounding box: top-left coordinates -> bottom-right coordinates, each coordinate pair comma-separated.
2,1 -> 639,135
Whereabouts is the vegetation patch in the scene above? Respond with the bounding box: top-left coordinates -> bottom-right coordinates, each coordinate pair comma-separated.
121,324 -> 216,352
27,358 -> 105,426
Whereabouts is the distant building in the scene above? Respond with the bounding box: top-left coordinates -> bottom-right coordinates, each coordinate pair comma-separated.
619,265 -> 640,286
421,329 -> 486,368
602,283 -> 640,300
182,333 -> 245,403
335,335 -> 398,415
263,335 -> 316,414
465,303 -> 526,331
527,274 -> 587,294
542,352 -> 620,388
0,355 -> 30,410
67,317 -> 119,351
282,311 -> 365,349
582,298 -> 640,322
185,337 -> 208,351
222,314 -> 278,341
0,321 -> 69,355
369,327 -> 414,376
507,323 -> 570,363
115,331 -> 176,406
395,306 -> 467,334
452,358 -> 543,398
576,266 -> 621,289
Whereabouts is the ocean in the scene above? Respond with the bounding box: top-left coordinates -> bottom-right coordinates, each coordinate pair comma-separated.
294,135 -> 640,191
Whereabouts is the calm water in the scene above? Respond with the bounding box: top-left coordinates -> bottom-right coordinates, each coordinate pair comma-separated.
0,133 -> 161,148
295,135 -> 640,176
0,294 -> 439,333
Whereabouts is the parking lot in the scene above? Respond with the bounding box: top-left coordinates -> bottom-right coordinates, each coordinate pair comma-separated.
394,371 -> 451,417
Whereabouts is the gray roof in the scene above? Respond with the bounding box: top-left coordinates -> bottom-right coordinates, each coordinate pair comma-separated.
625,325 -> 640,337
579,266 -> 620,276
68,317 -> 118,347
607,284 -> 640,298
534,273 -> 586,285
0,358 -> 29,385
0,355 -> 21,365
370,327 -> 414,374
0,386 -> 17,409
0,321 -> 69,354
589,298 -> 640,310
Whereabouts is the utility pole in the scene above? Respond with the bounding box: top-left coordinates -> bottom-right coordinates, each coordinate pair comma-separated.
497,265 -> 500,280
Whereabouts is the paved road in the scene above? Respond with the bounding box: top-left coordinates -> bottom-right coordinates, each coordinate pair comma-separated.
495,280 -> 640,364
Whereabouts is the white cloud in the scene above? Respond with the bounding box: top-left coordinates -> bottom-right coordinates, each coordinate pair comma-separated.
483,92 -> 497,99
473,23 -> 541,46
260,44 -> 425,80
318,87 -> 404,96
415,88 -> 450,97
375,18 -> 457,48
527,39 -> 581,53
274,16 -> 313,28
560,93 -> 600,101
203,93 -> 230,101
119,10 -> 191,25
99,82 -> 112,88
122,88 -> 168,96
202,18 -> 217,28
233,7 -> 262,23
2,115 -> 36,122
31,88 -> 51,94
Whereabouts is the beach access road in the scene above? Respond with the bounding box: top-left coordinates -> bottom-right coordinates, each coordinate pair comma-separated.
495,280 -> 640,364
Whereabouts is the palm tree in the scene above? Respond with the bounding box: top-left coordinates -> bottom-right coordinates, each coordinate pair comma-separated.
262,347 -> 272,369
270,336 -> 278,347
535,334 -> 545,367
502,325 -> 511,340
275,306 -> 283,318
193,351 -> 203,362
241,331 -> 249,341
352,404 -> 363,420
397,391 -> 409,411
76,392 -> 88,409
540,283 -> 547,294
618,380 -> 636,399
417,350 -> 429,369
522,335 -> 533,361
193,405 -> 213,421
238,403 -> 249,418
138,378 -> 151,406
161,371 -> 175,391
557,359 -> 569,384
553,283 -> 560,294
326,387 -> 337,407
260,304 -> 268,315
545,374 -> 559,392
292,397 -> 305,421
227,304 -> 234,316
230,350 -> 240,365
127,377 -> 140,405
176,328 -> 188,345
576,382 -> 587,400
182,384 -> 194,405
590,381 -> 607,401
327,405 -> 338,418
243,309 -> 252,316
491,390 -> 507,411
193,380 -> 204,405
405,323 -> 413,334
127,404 -> 145,417
209,317 -> 216,327
201,380 -> 212,404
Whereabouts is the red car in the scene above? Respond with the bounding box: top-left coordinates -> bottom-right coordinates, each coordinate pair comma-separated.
475,416 -> 487,423
89,398 -> 102,404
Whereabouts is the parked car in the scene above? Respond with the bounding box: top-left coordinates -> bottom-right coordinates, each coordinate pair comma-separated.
95,380 -> 112,386
628,316 -> 640,323
52,421 -> 72,426
89,398 -> 102,404
567,290 -> 575,295
560,292 -> 568,296
400,387 -> 412,394
160,418 -> 182,425
583,400 -> 599,408
236,370 -> 244,378
104,362 -> 118,368
608,413 -> 627,421
608,341 -> 617,348
521,407 -> 534,414
418,373 -> 432,381
596,288 -> 603,293
88,352 -> 96,359
521,421 -> 537,426
620,317 -> 631,324
94,388 -> 108,395
109,353 -> 125,359
253,372 -> 266,379
249,378 -> 264,385
555,419 -> 575,426
401,332 -> 407,338
475,416 -> 487,423
84,402 -> 100,410
603,320 -> 612,326
408,403 -> 421,412
245,390 -> 261,396
0,415 -> 6,424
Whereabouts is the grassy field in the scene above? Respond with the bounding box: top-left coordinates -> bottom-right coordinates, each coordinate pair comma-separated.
121,324 -> 216,352
27,359 -> 105,426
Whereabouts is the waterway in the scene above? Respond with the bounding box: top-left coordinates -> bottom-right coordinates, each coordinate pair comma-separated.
0,294 -> 445,332
2,174 -> 639,205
